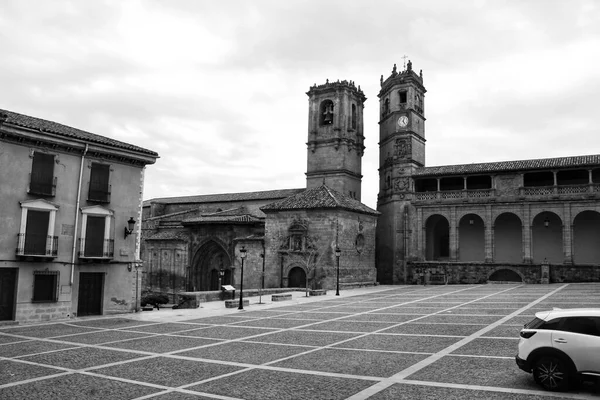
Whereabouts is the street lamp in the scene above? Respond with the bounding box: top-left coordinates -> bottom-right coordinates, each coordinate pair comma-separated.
238,246 -> 247,310
218,268 -> 225,298
335,246 -> 341,296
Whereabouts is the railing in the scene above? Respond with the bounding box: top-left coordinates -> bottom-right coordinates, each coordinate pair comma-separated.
521,184 -> 599,197
414,189 -> 494,202
28,175 -> 57,197
78,238 -> 114,259
16,233 -> 58,257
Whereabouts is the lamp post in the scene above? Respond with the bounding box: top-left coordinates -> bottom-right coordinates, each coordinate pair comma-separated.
238,246 -> 247,310
218,268 -> 225,298
335,246 -> 341,296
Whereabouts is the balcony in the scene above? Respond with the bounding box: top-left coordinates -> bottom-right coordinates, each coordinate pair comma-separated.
16,233 -> 58,258
78,238 -> 114,259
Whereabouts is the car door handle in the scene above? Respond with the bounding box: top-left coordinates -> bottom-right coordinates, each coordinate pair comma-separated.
554,338 -> 567,343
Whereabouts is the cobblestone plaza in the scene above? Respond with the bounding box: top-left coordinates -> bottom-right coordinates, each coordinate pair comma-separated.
1,284 -> 599,399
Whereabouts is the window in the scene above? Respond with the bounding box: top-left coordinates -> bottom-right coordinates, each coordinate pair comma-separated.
563,317 -> 600,336
351,104 -> 357,130
320,100 -> 334,125
79,206 -> 114,258
17,199 -> 58,257
33,270 -> 59,302
88,163 -> 111,203
29,152 -> 56,196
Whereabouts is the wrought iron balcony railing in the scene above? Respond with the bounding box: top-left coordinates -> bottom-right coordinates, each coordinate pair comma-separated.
16,233 -> 58,257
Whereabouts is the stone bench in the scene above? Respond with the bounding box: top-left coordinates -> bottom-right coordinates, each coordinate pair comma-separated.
309,289 -> 327,296
271,293 -> 292,301
225,299 -> 249,308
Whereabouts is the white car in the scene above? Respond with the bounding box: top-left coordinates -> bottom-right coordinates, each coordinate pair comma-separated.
516,308 -> 600,391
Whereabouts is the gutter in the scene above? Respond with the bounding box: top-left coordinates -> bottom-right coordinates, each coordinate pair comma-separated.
70,144 -> 88,285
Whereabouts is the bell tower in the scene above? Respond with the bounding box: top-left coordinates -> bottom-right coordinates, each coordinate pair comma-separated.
376,60 -> 427,283
306,80 -> 366,200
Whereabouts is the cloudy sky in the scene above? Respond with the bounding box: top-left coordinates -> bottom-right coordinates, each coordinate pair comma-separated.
2,0 -> 599,208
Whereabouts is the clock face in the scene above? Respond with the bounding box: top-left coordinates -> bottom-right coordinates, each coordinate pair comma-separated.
397,116 -> 408,128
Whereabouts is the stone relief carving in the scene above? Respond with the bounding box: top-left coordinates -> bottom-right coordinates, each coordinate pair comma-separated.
393,177 -> 410,192
394,139 -> 411,159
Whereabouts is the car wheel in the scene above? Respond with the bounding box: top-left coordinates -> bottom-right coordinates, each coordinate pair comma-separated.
533,356 -> 571,391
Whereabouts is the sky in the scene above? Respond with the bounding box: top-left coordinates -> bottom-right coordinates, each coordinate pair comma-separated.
1,0 -> 599,209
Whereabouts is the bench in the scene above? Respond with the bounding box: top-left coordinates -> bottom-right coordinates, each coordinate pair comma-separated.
225,299 -> 249,308
429,274 -> 446,285
309,289 -> 327,296
271,293 -> 292,302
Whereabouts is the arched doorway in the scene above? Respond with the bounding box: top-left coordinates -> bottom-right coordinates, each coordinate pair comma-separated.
190,240 -> 231,291
494,213 -> 522,263
532,212 -> 563,264
573,210 -> 600,264
425,215 -> 449,261
288,267 -> 306,288
489,268 -> 523,282
458,214 -> 484,261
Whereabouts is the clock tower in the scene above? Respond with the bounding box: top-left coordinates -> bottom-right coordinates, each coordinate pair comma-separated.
376,60 -> 427,283
306,80 -> 367,200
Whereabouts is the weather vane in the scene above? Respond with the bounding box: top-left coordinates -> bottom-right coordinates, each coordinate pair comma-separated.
401,55 -> 408,70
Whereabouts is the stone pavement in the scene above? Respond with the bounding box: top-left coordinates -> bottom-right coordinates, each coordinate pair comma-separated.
1,284 -> 599,399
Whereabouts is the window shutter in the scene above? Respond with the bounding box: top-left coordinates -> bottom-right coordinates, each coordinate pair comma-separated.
85,216 -> 105,257
25,210 -> 50,255
30,153 -> 55,195
89,164 -> 110,202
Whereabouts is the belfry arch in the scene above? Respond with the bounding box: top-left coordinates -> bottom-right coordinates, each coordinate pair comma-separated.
190,240 -> 231,291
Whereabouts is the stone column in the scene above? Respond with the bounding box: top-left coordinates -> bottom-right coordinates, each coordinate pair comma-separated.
563,204 -> 573,264
485,205 -> 493,262
417,208 -> 424,261
522,205 -> 532,263
449,207 -> 458,261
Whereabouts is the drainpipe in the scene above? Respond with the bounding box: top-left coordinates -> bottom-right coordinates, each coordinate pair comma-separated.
70,144 -> 88,285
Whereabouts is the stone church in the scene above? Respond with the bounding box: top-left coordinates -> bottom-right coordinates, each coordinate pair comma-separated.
142,61 -> 600,299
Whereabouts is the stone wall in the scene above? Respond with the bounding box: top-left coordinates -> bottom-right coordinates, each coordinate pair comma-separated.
408,261 -> 600,284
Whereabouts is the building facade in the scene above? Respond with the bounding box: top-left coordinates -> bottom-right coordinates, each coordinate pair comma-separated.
141,80 -> 378,299
375,62 -> 600,284
0,109 -> 158,323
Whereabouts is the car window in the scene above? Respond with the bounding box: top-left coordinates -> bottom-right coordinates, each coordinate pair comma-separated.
562,316 -> 600,337
524,317 -> 545,329
539,318 -> 563,331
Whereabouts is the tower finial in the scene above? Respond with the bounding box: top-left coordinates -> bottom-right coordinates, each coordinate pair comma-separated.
401,55 -> 408,70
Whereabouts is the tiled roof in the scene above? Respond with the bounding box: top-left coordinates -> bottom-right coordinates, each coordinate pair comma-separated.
182,205 -> 264,224
413,154 -> 600,177
0,108 -> 158,156
261,185 -> 379,215
183,214 -> 263,224
145,229 -> 188,241
144,188 -> 305,206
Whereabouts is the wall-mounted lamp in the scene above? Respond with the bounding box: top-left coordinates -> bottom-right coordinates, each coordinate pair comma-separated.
544,217 -> 549,228
124,217 -> 136,239
469,219 -> 474,225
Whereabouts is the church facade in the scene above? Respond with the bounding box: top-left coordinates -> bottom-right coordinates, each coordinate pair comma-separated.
141,80 -> 379,299
142,62 -> 600,301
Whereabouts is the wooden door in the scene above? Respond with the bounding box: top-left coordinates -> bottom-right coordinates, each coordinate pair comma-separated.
77,272 -> 104,316
0,269 -> 17,321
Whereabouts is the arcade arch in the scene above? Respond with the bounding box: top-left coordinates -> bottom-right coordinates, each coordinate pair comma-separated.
425,214 -> 449,261
458,213 -> 484,261
494,213 -> 522,263
573,210 -> 600,264
532,211 -> 563,264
